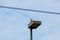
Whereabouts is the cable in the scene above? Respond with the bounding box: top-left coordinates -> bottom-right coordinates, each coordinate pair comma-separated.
0,6 -> 60,15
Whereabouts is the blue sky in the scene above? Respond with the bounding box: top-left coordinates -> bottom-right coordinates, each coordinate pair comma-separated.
0,0 -> 60,40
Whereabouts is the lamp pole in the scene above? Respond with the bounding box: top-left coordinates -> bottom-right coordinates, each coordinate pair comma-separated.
30,28 -> 32,40
28,19 -> 41,40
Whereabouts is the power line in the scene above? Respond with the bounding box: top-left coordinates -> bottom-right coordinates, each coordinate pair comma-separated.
0,6 -> 60,15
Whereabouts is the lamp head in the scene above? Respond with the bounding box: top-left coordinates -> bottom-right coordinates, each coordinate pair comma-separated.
28,19 -> 41,29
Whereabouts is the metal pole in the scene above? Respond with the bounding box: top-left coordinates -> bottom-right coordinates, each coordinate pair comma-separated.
30,28 -> 33,40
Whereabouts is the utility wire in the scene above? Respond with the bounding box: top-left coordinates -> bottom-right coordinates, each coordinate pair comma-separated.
0,6 -> 60,15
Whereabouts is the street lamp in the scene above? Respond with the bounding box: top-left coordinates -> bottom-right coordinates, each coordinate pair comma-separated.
28,19 -> 41,40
